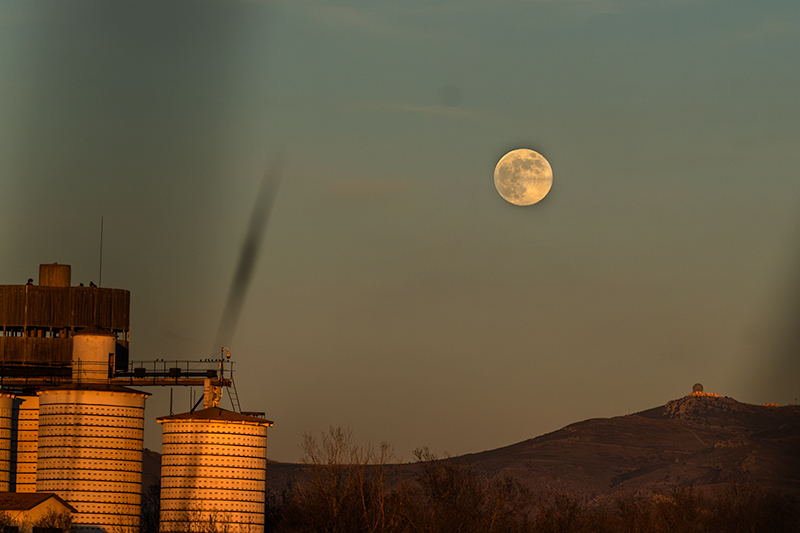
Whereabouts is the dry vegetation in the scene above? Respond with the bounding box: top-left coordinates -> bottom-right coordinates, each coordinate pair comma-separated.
263,427 -> 799,533
0,509 -> 73,533
138,425 -> 799,533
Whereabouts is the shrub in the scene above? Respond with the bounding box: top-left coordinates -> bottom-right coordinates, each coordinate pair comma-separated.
269,430 -> 800,533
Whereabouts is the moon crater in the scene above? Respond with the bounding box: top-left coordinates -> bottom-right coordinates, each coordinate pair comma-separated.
494,149 -> 553,206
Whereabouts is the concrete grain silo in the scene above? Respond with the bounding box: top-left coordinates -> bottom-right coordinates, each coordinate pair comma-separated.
158,407 -> 273,533
10,394 -> 39,492
0,392 -> 14,492
2,263 -> 264,530
37,385 -> 148,533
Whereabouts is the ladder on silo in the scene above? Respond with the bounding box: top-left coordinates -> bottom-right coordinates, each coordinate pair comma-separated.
226,379 -> 241,413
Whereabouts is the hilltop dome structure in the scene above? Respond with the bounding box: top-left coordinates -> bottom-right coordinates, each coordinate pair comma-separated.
693,383 -> 704,393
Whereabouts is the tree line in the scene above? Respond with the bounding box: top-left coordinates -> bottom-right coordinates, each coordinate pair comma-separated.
268,427 -> 799,533
142,427 -> 800,533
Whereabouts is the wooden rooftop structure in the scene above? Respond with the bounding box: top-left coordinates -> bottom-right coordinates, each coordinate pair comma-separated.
0,264 -> 231,389
0,284 -> 130,368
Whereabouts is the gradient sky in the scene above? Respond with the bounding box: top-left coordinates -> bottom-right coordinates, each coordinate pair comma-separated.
1,0 -> 799,462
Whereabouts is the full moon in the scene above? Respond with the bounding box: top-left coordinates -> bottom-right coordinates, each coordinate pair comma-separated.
494,148 -> 553,206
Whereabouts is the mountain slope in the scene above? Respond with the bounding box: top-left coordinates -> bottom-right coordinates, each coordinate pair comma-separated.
448,395 -> 800,501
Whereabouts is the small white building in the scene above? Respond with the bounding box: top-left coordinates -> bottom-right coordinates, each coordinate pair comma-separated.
0,492 -> 76,527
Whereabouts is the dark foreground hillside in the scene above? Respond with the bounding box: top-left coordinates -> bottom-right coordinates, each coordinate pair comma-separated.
263,396 -> 800,533
261,394 -> 800,502
446,394 -> 800,502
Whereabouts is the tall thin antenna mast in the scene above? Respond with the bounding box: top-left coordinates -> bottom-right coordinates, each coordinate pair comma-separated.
99,216 -> 104,287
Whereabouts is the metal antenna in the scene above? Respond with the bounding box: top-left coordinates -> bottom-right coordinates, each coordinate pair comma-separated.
99,216 -> 104,287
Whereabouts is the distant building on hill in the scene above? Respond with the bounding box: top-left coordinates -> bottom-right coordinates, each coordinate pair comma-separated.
689,383 -> 718,397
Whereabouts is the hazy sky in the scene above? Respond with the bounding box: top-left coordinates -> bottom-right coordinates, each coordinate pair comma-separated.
1,0 -> 799,462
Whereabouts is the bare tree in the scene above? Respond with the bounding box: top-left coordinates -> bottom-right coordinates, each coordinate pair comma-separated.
278,426 -> 405,533
140,483 -> 160,533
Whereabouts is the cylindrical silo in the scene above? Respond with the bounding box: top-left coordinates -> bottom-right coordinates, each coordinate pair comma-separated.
10,394 -> 39,492
158,408 -> 273,533
39,262 -> 71,287
0,393 -> 14,492
72,327 -> 117,385
37,386 -> 149,533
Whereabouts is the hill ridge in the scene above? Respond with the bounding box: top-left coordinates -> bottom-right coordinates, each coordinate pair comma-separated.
447,395 -> 800,501
142,394 -> 800,501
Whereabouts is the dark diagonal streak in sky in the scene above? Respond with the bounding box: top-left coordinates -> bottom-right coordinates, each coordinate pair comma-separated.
214,158 -> 282,353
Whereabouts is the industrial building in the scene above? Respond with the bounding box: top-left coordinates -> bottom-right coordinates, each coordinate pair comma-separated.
0,263 -> 273,532
159,408 -> 271,531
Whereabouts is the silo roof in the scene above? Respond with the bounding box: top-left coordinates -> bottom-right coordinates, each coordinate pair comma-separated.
158,406 -> 273,426
38,383 -> 150,396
